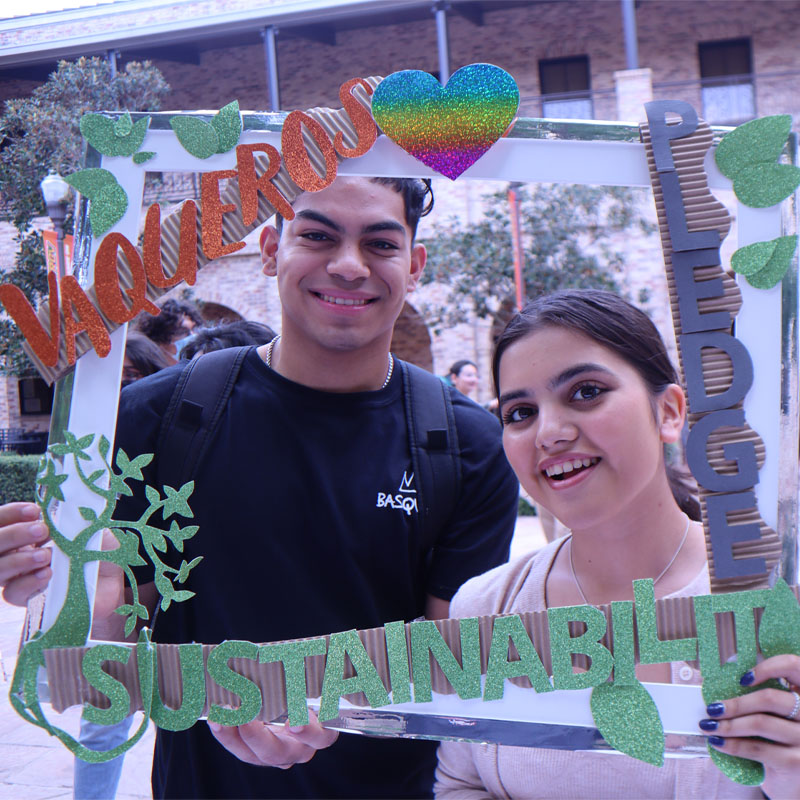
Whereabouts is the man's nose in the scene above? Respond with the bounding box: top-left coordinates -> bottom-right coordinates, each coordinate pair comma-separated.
328,243 -> 369,282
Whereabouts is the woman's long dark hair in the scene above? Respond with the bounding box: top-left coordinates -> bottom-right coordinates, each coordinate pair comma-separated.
492,289 -> 700,520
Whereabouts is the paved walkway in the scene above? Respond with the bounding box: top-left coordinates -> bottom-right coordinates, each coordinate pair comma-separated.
0,516 -> 545,799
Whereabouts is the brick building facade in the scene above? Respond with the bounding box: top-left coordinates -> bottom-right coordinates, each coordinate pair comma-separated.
1,0 -> 798,429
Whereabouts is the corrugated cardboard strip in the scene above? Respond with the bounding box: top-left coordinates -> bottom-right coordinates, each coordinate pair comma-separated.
640,120 -> 781,593
26,77 -> 383,384
44,589 -> 773,720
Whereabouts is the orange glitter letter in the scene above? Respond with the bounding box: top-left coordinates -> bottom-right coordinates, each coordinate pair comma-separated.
60,276 -> 111,364
335,78 -> 377,159
0,272 -> 61,367
201,170 -> 246,260
143,201 -> 199,289
281,110 -> 338,192
95,232 -> 160,324
235,144 -> 294,225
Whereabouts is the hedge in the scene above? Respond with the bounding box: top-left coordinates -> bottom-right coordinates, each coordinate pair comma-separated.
0,454 -> 41,504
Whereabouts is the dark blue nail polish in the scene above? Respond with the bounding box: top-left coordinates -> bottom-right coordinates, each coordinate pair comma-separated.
699,719 -> 718,731
708,735 -> 725,747
706,702 -> 725,717
740,670 -> 755,686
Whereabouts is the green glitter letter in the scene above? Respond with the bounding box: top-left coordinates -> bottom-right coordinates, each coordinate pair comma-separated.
634,579 -> 697,664
207,641 -> 262,726
81,645 -> 133,726
319,631 -> 389,722
259,638 -> 327,727
410,618 -> 481,703
610,601 -> 637,684
547,605 -> 613,690
384,621 -> 412,704
149,643 -> 205,731
484,614 -> 552,700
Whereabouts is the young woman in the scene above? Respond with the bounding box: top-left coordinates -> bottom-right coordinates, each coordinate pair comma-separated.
435,290 -> 800,799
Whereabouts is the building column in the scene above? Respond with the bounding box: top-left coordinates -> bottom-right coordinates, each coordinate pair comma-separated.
614,68 -> 653,122
262,26 -> 280,111
433,1 -> 450,83
620,0 -> 639,71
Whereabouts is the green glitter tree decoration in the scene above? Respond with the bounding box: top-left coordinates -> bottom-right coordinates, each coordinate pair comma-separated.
9,431 -> 201,762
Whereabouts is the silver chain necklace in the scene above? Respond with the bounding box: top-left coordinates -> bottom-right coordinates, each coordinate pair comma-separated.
264,335 -> 395,389
568,515 -> 691,605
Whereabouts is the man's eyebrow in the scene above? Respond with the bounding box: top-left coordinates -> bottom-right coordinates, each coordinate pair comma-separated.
362,220 -> 406,236
294,209 -> 343,232
549,362 -> 613,390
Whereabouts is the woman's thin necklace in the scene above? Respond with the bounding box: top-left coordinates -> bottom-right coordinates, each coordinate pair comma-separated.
568,515 -> 691,605
264,335 -> 395,389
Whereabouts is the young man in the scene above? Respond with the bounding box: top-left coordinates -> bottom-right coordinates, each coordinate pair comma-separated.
0,176 -> 519,798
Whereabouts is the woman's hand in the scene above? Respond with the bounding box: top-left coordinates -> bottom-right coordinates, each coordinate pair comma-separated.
700,654 -> 800,799
207,710 -> 338,768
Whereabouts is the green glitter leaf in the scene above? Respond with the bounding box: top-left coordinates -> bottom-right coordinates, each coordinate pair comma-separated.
715,115 -> 792,180
80,113 -> 150,157
730,239 -> 778,277
732,163 -> 800,208
759,579 -> 800,659
114,112 -> 133,137
133,151 -> 156,164
709,746 -> 764,786
211,100 -> 242,153
170,116 -> 219,159
64,168 -> 117,199
89,182 -> 128,236
591,681 -> 664,766
738,235 -> 797,290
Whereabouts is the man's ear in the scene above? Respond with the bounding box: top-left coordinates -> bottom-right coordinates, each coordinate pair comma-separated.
657,383 -> 686,444
406,243 -> 427,293
260,225 -> 280,276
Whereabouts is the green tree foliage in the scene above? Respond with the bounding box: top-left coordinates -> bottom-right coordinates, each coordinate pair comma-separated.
420,183 -> 656,332
0,56 -> 169,375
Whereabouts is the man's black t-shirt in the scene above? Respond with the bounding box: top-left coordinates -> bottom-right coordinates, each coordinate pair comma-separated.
115,348 -> 518,799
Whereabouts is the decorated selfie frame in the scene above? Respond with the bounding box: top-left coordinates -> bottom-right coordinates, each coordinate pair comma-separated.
5,68 -> 800,780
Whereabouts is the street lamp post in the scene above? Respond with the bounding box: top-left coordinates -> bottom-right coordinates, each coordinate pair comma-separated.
39,171 -> 71,279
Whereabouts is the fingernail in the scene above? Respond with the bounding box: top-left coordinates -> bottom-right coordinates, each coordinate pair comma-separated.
706,702 -> 725,717
708,735 -> 725,747
33,548 -> 50,564
740,670 -> 755,686
287,725 -> 305,734
207,721 -> 221,732
34,567 -> 51,580
29,523 -> 48,541
21,505 -> 39,520
699,719 -> 718,731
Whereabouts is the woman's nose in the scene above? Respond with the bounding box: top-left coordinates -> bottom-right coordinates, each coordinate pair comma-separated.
534,407 -> 578,451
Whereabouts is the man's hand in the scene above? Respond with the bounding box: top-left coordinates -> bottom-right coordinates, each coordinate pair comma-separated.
207,711 -> 338,768
0,502 -> 51,606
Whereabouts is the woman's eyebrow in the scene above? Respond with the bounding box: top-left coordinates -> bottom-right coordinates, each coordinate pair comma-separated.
498,388 -> 529,407
548,362 -> 613,390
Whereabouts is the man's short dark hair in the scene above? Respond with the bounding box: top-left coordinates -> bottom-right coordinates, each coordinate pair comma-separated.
275,178 -> 434,241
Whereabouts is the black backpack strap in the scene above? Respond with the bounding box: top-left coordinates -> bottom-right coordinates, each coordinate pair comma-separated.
157,346 -> 253,489
399,360 -> 462,551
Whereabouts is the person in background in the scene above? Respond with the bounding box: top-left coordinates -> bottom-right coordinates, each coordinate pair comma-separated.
135,298 -> 203,364
122,332 -> 173,387
179,320 -> 276,360
448,360 -> 479,398
435,289 -> 800,799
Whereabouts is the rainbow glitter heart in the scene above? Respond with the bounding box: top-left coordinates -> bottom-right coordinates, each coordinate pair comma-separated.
371,64 -> 519,181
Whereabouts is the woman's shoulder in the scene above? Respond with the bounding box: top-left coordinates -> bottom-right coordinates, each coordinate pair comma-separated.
449,538 -> 567,618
